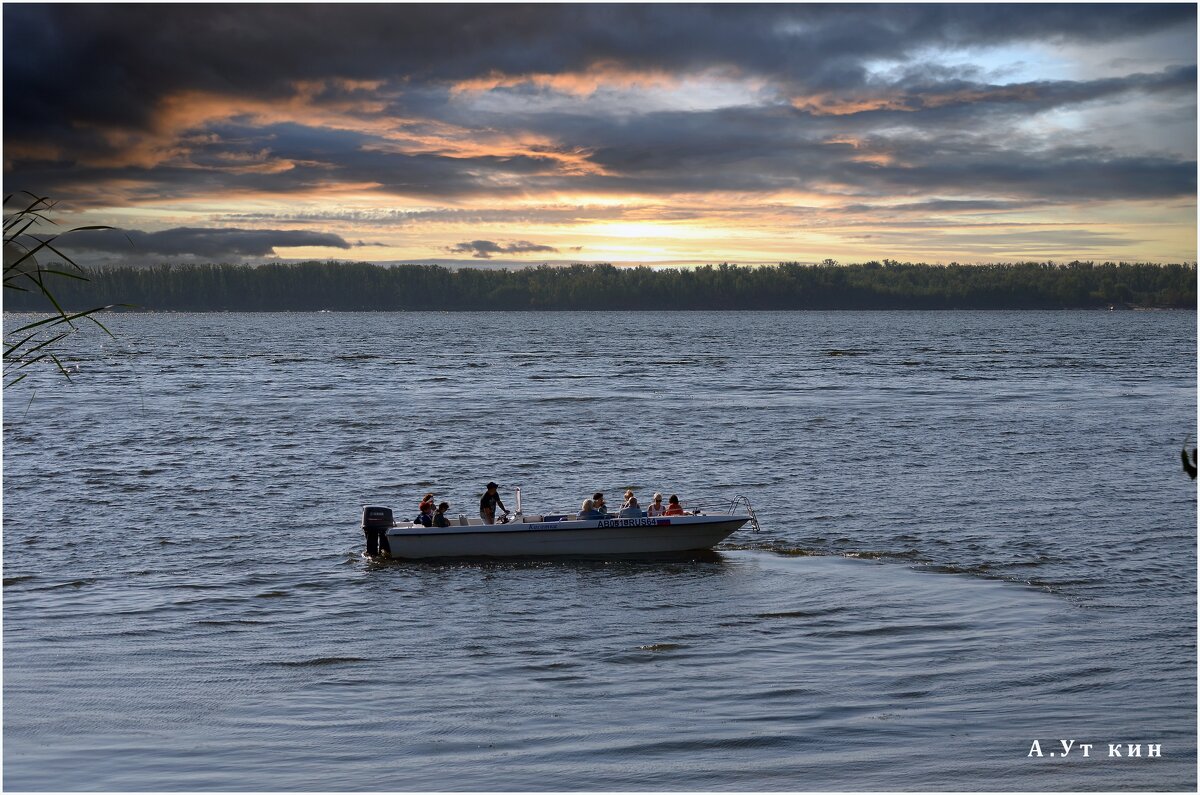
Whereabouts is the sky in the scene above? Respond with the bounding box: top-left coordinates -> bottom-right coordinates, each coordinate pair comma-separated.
4,3 -> 1197,267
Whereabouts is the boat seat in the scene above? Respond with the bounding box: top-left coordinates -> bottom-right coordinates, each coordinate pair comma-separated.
458,516 -> 470,526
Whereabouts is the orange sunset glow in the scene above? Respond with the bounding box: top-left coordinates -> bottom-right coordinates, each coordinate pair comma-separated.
4,5 -> 1196,266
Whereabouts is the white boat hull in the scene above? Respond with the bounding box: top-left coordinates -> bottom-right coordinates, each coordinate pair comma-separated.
384,514 -> 749,559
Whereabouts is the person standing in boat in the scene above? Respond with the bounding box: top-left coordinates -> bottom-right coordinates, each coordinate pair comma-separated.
480,482 -> 508,525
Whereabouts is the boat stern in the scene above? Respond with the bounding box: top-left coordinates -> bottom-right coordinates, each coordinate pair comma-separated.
362,505 -> 394,556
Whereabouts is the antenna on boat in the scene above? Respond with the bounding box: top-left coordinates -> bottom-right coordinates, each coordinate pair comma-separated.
515,485 -> 522,517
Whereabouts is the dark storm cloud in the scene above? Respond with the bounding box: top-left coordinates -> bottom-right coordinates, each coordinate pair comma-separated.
61,227 -> 358,258
806,64 -> 1198,116
447,240 -> 559,259
845,148 -> 1197,201
10,87 -> 1195,209
6,121 -> 571,202
502,104 -> 1197,201
3,3 -> 1195,261
5,4 -> 1193,136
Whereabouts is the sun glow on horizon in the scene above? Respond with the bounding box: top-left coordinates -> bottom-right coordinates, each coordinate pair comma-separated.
6,5 -> 1195,266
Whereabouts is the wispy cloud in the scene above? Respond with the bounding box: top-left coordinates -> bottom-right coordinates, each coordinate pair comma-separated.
446,240 -> 559,259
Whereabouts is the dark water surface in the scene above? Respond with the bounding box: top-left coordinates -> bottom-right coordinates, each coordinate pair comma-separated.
3,310 -> 1195,791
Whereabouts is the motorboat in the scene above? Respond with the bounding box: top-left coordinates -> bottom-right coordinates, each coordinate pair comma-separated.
361,489 -> 761,559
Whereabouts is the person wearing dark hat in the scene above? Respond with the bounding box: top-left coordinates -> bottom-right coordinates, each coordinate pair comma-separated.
479,481 -> 507,525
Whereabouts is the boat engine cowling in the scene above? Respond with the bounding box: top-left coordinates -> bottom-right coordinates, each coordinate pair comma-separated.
362,506 -> 394,530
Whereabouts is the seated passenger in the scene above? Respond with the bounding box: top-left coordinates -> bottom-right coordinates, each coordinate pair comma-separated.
663,494 -> 685,516
592,492 -> 609,517
618,489 -> 643,518
578,498 -> 602,519
646,493 -> 666,517
433,501 -> 451,528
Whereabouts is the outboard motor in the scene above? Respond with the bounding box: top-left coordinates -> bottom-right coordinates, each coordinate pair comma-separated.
362,506 -> 394,557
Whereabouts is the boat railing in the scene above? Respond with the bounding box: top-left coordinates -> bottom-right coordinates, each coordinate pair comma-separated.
684,495 -> 762,533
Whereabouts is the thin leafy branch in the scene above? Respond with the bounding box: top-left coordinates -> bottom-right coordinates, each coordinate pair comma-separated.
3,192 -> 126,388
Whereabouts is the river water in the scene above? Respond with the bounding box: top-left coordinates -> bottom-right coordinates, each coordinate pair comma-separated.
3,310 -> 1196,791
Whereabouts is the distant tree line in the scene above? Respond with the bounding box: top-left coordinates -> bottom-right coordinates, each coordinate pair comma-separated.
4,260 -> 1195,312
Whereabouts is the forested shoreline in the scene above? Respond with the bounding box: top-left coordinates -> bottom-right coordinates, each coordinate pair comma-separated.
5,260 -> 1196,312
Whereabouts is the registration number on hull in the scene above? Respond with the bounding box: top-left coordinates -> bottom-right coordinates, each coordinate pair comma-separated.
597,518 -> 672,528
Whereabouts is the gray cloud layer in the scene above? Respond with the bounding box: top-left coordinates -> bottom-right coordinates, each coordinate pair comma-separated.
6,5 -> 1192,130
61,228 -> 357,258
3,4 -> 1195,260
447,240 -> 560,259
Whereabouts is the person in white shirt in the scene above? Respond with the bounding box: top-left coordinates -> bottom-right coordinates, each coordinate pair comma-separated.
646,493 -> 666,517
